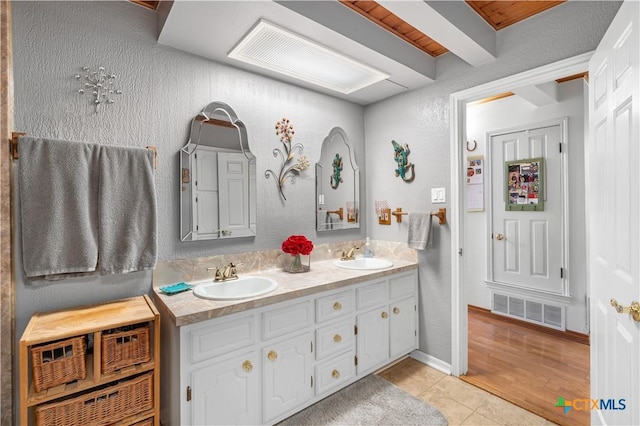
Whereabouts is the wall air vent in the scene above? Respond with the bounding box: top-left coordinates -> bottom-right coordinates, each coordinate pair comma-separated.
228,20 -> 389,94
491,292 -> 565,330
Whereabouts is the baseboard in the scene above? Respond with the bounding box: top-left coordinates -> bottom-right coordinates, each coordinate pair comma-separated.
468,305 -> 590,346
410,350 -> 451,375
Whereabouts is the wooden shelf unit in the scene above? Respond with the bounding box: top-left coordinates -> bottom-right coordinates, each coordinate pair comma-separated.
19,295 -> 160,426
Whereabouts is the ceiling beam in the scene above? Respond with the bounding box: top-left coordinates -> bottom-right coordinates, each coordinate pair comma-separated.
512,82 -> 559,107
275,0 -> 435,81
377,0 -> 496,66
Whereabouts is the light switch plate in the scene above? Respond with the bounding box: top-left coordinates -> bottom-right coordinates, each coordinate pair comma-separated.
431,187 -> 446,203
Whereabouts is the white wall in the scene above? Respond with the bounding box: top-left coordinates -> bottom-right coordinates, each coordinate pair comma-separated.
365,1 -> 620,362
465,79 -> 589,333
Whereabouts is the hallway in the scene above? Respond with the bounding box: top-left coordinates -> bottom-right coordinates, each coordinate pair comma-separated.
461,307 -> 590,425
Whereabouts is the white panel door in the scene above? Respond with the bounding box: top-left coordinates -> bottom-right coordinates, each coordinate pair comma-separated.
490,124 -> 565,294
588,1 -> 640,424
193,147 -> 219,237
218,152 -> 250,238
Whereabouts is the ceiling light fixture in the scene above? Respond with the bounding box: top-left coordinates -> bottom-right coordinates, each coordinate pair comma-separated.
228,20 -> 389,94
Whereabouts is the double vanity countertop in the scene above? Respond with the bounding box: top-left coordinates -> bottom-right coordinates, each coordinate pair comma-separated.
152,257 -> 418,327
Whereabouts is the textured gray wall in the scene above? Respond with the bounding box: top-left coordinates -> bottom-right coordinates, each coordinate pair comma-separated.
11,1 -> 365,342
364,1 -> 622,363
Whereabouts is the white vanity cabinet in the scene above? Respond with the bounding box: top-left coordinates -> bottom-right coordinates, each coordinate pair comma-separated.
156,268 -> 418,426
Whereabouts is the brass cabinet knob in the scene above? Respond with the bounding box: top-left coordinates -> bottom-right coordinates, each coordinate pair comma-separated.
333,302 -> 342,311
495,233 -> 505,241
242,360 -> 253,372
381,311 -> 388,319
267,350 -> 278,362
333,334 -> 342,343
332,369 -> 340,379
393,307 -> 400,315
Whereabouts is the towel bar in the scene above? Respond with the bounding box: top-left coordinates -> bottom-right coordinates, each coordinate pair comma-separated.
11,132 -> 158,169
431,208 -> 447,225
391,208 -> 408,223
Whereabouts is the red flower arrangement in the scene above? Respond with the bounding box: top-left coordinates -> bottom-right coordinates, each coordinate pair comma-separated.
281,235 -> 314,256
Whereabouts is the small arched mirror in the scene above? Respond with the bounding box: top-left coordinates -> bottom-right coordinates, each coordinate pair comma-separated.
316,127 -> 360,231
180,102 -> 256,241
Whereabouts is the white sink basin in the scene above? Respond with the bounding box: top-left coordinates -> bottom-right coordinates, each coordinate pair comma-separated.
333,258 -> 393,270
193,276 -> 279,300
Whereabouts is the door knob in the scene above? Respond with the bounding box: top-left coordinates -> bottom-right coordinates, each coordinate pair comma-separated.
495,234 -> 505,241
610,299 -> 640,322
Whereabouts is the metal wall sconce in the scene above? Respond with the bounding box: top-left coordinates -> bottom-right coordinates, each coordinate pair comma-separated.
75,66 -> 122,112
375,200 -> 391,225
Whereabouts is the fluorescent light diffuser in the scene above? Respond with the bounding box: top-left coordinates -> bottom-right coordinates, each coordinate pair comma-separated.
228,20 -> 389,94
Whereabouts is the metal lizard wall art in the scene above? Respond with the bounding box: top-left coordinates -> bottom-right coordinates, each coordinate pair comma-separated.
391,140 -> 415,182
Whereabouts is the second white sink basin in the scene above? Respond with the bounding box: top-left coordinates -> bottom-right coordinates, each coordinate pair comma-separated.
193,276 -> 279,300
333,258 -> 393,270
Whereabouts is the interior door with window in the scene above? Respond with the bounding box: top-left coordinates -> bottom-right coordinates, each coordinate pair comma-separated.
588,1 -> 640,424
490,122 -> 565,294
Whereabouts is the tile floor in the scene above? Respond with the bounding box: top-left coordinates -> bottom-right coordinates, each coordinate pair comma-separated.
377,358 -> 558,426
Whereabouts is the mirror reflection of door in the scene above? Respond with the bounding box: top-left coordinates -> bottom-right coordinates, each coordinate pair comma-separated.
316,127 -> 360,232
180,102 -> 256,241
490,121 -> 565,294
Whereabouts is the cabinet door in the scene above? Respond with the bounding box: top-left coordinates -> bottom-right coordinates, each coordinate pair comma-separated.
356,306 -> 389,374
390,297 -> 417,358
263,333 -> 313,423
190,351 -> 260,426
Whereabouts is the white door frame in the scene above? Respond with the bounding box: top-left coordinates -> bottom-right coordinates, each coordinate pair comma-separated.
449,52 -> 592,376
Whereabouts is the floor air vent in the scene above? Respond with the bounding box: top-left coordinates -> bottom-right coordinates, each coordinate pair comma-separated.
491,292 -> 565,330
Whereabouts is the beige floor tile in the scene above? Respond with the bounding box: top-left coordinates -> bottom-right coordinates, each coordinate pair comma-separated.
417,393 -> 474,425
390,376 -> 434,397
474,394 -> 548,426
421,375 -> 491,411
462,412 -> 502,425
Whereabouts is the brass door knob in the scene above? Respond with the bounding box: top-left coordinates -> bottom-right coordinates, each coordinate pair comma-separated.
334,334 -> 342,343
610,299 -> 640,322
332,369 -> 340,379
267,350 -> 278,362
393,307 -> 400,315
381,311 -> 388,319
242,360 -> 253,372
333,302 -> 342,311
495,234 -> 505,241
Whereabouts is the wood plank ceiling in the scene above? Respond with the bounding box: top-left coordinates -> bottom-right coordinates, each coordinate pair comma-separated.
340,1 -> 566,57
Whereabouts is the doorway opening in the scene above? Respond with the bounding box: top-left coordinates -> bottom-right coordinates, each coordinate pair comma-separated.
449,52 -> 593,420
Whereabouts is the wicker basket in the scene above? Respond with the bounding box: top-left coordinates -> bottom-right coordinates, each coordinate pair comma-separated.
101,324 -> 151,374
131,417 -> 154,426
31,336 -> 87,393
35,372 -> 153,426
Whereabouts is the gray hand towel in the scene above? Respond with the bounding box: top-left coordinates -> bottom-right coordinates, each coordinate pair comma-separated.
98,145 -> 157,275
18,137 -> 100,277
407,211 -> 433,250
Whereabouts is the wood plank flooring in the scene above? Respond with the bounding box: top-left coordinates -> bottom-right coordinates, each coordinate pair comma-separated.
461,307 -> 590,426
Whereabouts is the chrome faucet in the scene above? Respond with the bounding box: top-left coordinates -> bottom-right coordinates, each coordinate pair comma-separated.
207,262 -> 241,282
340,245 -> 359,261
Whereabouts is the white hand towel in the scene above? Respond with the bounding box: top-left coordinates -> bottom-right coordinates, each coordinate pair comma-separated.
407,212 -> 433,250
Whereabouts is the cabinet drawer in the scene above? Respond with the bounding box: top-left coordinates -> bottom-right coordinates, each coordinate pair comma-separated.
316,290 -> 354,323
262,301 -> 312,341
315,351 -> 356,396
315,320 -> 354,360
389,273 -> 416,300
356,281 -> 388,310
188,314 -> 256,364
